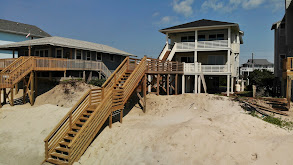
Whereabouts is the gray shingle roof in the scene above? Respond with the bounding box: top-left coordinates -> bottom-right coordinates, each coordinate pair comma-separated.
160,19 -> 237,31
0,19 -> 51,37
243,59 -> 273,65
0,36 -> 134,56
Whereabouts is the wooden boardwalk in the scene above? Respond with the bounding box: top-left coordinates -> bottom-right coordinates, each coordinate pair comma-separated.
43,56 -> 184,164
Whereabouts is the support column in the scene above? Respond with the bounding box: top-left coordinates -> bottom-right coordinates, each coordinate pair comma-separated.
10,88 -> 14,106
182,75 -> 185,94
35,72 -> 38,98
3,88 -> 6,104
83,71 -> 86,82
227,50 -> 231,73
194,75 -> 198,94
198,75 -> 201,93
31,72 -> 35,105
156,74 -> 160,95
148,75 -> 151,92
15,83 -> 18,94
143,75 -> 146,113
109,112 -> 112,128
231,77 -> 234,93
99,71 -> 101,79
227,75 -> 230,96
167,74 -> 170,95
0,89 -> 2,108
120,110 -> 123,123
64,71 -> 66,78
175,74 -> 178,95
194,51 -> 198,63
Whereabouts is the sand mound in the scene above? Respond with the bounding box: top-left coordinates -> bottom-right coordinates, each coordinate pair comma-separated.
76,94 -> 293,165
35,81 -> 93,108
0,104 -> 70,165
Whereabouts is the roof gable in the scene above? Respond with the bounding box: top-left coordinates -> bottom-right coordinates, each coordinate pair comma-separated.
160,19 -> 237,31
0,19 -> 51,38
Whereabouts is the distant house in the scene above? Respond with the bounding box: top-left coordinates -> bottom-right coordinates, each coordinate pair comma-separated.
271,0 -> 293,97
0,19 -> 51,58
158,19 -> 244,95
240,59 -> 274,77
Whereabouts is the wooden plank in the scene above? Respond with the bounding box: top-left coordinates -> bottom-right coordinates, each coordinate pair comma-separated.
157,74 -> 159,95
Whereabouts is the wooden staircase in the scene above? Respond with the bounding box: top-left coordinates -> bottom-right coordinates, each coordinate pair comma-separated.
44,56 -> 148,164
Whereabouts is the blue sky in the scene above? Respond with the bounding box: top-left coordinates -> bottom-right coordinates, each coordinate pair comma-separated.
0,0 -> 285,64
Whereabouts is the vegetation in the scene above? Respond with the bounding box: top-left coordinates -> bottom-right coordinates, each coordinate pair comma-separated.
248,69 -> 274,97
88,78 -> 106,87
249,110 -> 293,130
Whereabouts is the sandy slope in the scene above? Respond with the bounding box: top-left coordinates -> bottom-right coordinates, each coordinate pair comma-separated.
0,104 -> 70,165
76,94 -> 293,165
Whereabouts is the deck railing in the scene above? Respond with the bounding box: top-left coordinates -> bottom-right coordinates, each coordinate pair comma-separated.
184,63 -> 228,73
146,58 -> 183,73
198,40 -> 228,49
0,58 -> 17,70
176,42 -> 195,50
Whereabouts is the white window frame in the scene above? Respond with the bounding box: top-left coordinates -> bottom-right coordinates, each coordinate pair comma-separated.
35,49 -> 49,57
55,48 -> 63,58
86,51 -> 91,61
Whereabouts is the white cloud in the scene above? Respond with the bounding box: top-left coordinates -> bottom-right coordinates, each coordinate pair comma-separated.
242,0 -> 265,9
201,0 -> 282,12
155,16 -> 179,26
152,12 -> 160,17
173,0 -> 194,17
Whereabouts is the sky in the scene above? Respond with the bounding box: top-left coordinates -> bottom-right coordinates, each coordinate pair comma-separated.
0,0 -> 286,64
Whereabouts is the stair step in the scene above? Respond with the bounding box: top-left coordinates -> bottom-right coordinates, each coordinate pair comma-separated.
50,152 -> 69,160
55,147 -> 69,153
59,141 -> 70,147
68,131 -> 78,135
46,158 -> 68,165
83,112 -> 92,116
76,121 -> 85,125
64,136 -> 74,141
79,116 -> 89,120
71,125 -> 81,131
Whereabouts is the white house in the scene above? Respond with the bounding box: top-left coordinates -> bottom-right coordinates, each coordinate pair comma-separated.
158,19 -> 244,95
240,59 -> 274,77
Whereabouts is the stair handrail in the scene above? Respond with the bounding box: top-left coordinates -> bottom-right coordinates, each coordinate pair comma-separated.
68,90 -> 113,163
102,57 -> 129,88
122,56 -> 147,103
44,89 -> 91,159
0,56 -> 26,73
100,62 -> 112,78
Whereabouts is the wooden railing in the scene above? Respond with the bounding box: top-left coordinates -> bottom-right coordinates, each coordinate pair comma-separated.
44,89 -> 91,160
0,58 -> 17,70
102,57 -> 129,94
68,90 -> 113,164
123,56 -> 147,103
0,57 -> 111,78
146,58 -> 183,73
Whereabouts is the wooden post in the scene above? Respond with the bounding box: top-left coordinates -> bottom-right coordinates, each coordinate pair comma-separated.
23,79 -> 26,104
253,85 -> 256,98
120,109 -> 123,123
3,88 -> 6,104
83,71 -> 86,82
143,75 -> 147,113
157,74 -> 160,95
109,112 -> 112,128
15,83 -> 18,94
167,74 -> 170,95
175,74 -> 178,95
182,75 -> 185,94
45,141 -> 49,159
10,88 -> 14,106
28,46 -> 31,56
31,72 -> 35,105
287,77 -> 291,108
35,72 -> 38,97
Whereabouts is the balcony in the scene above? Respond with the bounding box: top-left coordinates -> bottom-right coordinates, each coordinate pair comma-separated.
197,40 -> 228,49
184,63 -> 229,74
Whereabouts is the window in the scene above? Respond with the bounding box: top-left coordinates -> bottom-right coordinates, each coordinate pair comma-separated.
76,50 -> 82,59
56,48 -> 63,58
35,49 -> 49,57
86,51 -> 91,60
208,55 -> 225,65
97,53 -> 102,61
217,34 -> 224,40
208,34 -> 217,41
198,35 -> 206,41
181,56 -> 194,63
181,36 -> 188,42
110,54 -> 114,61
181,36 -> 195,42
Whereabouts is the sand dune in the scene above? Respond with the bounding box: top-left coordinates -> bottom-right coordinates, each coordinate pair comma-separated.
0,94 -> 293,165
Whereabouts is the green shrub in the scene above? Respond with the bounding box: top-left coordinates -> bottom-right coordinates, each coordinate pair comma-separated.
88,79 -> 106,87
263,116 -> 282,127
